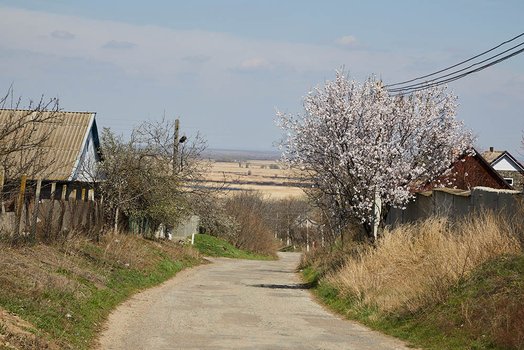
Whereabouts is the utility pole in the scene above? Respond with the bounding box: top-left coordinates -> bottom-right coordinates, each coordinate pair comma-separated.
173,118 -> 180,175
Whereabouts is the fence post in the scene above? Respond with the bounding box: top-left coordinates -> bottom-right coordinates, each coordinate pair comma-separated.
15,175 -> 27,238
45,182 -> 56,241
31,179 -> 42,241
61,184 -> 67,200
0,167 -> 4,214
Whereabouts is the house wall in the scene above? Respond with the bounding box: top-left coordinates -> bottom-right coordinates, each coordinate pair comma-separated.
492,157 -> 520,171
497,170 -> 524,191
72,129 -> 99,182
450,155 -> 509,190
420,154 -> 510,191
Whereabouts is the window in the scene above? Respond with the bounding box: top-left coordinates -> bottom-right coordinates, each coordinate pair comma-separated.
504,178 -> 514,186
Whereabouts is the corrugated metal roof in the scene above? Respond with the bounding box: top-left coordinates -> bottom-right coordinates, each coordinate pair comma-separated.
0,109 -> 95,180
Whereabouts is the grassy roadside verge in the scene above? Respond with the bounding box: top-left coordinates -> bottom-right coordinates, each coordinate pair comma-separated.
0,235 -> 202,350
193,234 -> 275,260
302,254 -> 524,350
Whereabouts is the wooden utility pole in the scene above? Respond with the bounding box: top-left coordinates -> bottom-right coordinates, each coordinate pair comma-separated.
173,118 -> 180,175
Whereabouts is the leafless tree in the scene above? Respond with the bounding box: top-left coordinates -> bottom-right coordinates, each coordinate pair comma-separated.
135,118 -> 209,182
0,87 -> 63,210
0,87 -> 62,180
99,118 -> 213,236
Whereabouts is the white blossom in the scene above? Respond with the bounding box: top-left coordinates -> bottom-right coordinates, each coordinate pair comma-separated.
276,71 -> 473,233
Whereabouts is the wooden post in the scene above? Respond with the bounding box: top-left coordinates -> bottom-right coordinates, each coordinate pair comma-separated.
31,179 -> 42,241
70,189 -> 77,229
61,184 -> 67,200
50,182 -> 56,200
81,188 -> 86,201
172,118 -> 179,175
0,167 -> 4,214
15,175 -> 27,237
45,182 -> 56,240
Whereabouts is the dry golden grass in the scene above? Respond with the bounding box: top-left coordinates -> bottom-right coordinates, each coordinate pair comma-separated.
202,160 -> 306,199
0,233 -> 201,349
328,213 -> 521,313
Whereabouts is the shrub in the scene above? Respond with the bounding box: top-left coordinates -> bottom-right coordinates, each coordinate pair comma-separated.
223,191 -> 278,256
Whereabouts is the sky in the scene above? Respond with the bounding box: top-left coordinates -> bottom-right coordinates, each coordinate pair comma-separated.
0,0 -> 523,156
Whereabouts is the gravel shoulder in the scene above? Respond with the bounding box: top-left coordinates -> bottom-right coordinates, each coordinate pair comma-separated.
98,252 -> 411,350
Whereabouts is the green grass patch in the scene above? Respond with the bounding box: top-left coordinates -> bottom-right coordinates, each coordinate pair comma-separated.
303,254 -> 524,350
0,237 -> 202,349
193,234 -> 275,260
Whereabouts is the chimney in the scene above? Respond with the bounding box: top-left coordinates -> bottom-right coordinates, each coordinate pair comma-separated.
489,146 -> 494,152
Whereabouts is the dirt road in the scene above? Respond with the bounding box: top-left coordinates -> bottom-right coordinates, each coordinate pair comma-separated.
99,252 -> 410,349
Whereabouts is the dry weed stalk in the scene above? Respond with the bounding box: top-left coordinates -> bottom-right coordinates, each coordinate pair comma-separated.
328,212 -> 521,313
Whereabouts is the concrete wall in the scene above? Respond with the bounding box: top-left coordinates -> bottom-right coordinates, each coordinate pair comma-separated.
172,215 -> 200,238
386,187 -> 523,227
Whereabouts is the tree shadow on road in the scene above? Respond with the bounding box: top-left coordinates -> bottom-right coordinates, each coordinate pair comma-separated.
249,283 -> 313,290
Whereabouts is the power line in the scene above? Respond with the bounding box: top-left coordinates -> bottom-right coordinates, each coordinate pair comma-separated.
389,41 -> 524,91
386,32 -> 524,88
390,46 -> 524,95
386,32 -> 524,94
388,43 -> 524,94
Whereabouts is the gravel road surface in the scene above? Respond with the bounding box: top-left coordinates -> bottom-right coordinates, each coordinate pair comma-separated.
99,252 -> 410,350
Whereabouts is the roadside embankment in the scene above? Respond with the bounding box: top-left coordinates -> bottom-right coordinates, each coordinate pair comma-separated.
302,213 -> 524,349
0,235 -> 202,349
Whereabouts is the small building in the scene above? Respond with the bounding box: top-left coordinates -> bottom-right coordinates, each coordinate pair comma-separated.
420,149 -> 512,191
482,147 -> 524,191
0,109 -> 101,200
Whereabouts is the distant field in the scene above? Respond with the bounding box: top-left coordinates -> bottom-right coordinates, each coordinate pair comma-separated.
201,159 -> 306,199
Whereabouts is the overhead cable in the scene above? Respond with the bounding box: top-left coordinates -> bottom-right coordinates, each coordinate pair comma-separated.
386,32 -> 524,94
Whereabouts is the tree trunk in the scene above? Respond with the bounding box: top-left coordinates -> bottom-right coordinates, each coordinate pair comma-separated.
114,206 -> 119,234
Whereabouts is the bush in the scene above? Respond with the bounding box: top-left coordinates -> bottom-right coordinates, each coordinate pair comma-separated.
223,191 -> 278,257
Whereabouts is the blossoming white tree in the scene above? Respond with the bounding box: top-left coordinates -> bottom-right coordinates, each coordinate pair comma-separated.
277,71 -> 473,240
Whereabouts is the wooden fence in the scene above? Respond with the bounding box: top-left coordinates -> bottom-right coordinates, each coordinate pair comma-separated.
0,175 -> 105,241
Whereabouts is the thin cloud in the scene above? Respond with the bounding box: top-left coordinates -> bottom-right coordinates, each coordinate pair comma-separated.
237,57 -> 272,71
336,35 -> 358,47
102,40 -> 136,50
51,30 -> 75,40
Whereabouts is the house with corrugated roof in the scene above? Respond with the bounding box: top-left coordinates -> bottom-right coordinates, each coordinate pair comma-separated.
0,109 -> 101,200
482,147 -> 524,191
